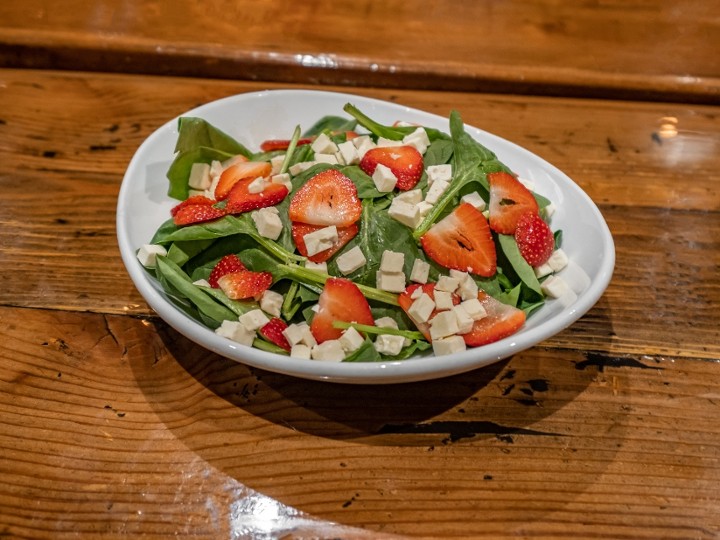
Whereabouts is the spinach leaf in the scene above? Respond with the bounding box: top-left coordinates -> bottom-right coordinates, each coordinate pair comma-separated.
304,115 -> 358,136
343,103 -> 448,142
343,338 -> 383,362
341,166 -> 385,199
497,234 -> 544,299
196,286 -> 260,317
166,239 -> 215,267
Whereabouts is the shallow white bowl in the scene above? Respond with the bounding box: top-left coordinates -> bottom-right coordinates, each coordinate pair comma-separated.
116,89 -> 614,384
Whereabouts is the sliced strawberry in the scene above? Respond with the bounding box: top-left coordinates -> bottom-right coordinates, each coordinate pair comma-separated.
208,254 -> 247,288
217,270 -> 273,300
310,278 -> 375,343
514,212 -> 555,267
462,291 -> 526,347
170,195 -> 216,217
359,145 -> 423,191
225,179 -> 289,215
215,160 -> 272,201
420,203 -> 496,277
288,169 -> 362,227
397,283 -> 461,341
291,222 -> 359,263
487,171 -> 539,234
172,203 -> 225,226
259,318 -> 291,352
259,137 -> 314,152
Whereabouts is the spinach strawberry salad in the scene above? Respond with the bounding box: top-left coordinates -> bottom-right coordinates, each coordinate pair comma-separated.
137,103 -> 572,362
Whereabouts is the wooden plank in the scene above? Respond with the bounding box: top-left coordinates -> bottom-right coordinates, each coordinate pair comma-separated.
1,306 -> 719,538
0,1 -> 719,103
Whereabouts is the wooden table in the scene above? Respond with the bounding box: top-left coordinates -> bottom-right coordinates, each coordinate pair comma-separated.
2,2 -> 720,538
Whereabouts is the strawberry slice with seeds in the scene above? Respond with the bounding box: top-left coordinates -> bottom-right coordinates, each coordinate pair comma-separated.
208,254 -> 247,288
215,160 -> 272,201
462,291 -> 526,347
260,137 -> 314,152
398,283 -> 461,341
359,145 -> 423,191
487,171 -> 539,234
420,203 -> 497,277
225,179 -> 288,215
217,270 -> 273,300
259,318 -> 291,352
172,203 -> 225,226
291,222 -> 359,263
514,212 -> 555,267
288,169 -> 362,227
310,278 -> 375,343
170,195 -> 216,217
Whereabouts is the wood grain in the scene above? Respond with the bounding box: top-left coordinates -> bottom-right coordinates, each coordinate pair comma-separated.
2,306 -> 720,538
0,0 -> 718,103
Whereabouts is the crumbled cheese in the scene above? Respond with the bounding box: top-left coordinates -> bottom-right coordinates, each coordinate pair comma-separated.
541,275 -> 570,298
337,140 -> 359,165
450,270 -> 479,300
270,154 -> 286,174
290,344 -> 312,359
376,137 -> 403,148
408,293 -> 435,323
246,176 -> 266,194
402,127 -> 430,154
376,271 -> 406,293
460,192 -> 486,211
352,134 -> 373,149
460,298 -> 487,321
239,309 -> 270,331
215,320 -> 255,346
251,207 -> 283,240
302,225 -> 338,257
410,259 -> 430,284
314,153 -> 339,165
137,244 -> 167,268
339,327 -> 365,352
452,304 -> 475,334
534,262 -> 554,279
260,289 -> 283,318
547,248 -> 569,272
222,155 -> 247,169
283,322 -> 311,346
432,335 -> 466,356
311,133 -> 339,155
374,334 -> 405,356
336,246 -> 367,275
355,138 -> 376,159
417,201 -> 433,218
429,311 -> 459,340
270,172 -> 293,192
433,290 -> 455,311
188,162 -> 212,190
394,189 -> 423,205
426,164 -> 452,184
372,163 -> 398,192
410,286 -> 423,300
435,275 -> 460,293
544,202 -> 556,218
374,316 -> 398,330
388,198 -> 421,228
288,161 -> 317,176
425,178 -> 450,204
311,340 -> 345,361
380,250 -> 405,273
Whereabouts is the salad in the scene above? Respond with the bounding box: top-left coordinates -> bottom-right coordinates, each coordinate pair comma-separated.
136,103 -> 572,362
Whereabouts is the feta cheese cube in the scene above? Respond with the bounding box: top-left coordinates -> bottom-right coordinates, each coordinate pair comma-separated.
270,154 -> 286,174
410,287 -> 423,300
452,304 -> 475,334
311,133 -> 338,154
215,320 -> 255,346
288,161 -> 317,176
426,164 -> 452,184
339,327 -> 365,352
376,271 -> 406,293
247,176 -> 267,194
374,316 -> 399,330
283,322 -> 311,346
290,344 -> 312,359
239,309 -> 270,331
544,202 -> 556,218
222,155 -> 247,169
450,270 -> 479,300
302,225 -> 338,256
336,246 -> 367,275
311,340 -> 345,361
460,191 -> 486,211
417,201 -> 433,218
374,334 -> 405,356
314,153 -> 339,165
270,172 -> 292,192
429,311 -> 460,340
209,160 -> 224,181
376,137 -> 403,148
352,134 -> 373,149
137,244 -> 167,268
337,140 -> 359,165
260,289 -> 283,317
408,293 -> 435,323
410,259 -> 430,284
355,138 -> 376,159
534,262 -> 554,279
402,128 -> 431,154
541,275 -> 570,298
188,162 -> 211,190
435,275 -> 460,293
460,298 -> 487,321
433,290 -> 454,311
394,189 -> 423,205
547,248 -> 569,272
305,260 -> 328,273
251,208 -> 283,240
432,335 -> 466,356
388,199 -> 421,228
380,250 -> 405,273
425,178 -> 449,204
372,163 -> 398,192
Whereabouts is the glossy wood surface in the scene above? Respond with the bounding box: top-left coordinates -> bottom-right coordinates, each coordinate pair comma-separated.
1,0 -> 719,103
1,68 -> 719,538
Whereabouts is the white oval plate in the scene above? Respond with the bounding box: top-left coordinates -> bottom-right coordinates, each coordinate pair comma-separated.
117,89 -> 614,384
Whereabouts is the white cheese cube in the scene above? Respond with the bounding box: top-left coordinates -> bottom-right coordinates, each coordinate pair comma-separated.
290,343 -> 312,359
339,326 -> 365,352
314,153 -> 339,165
300,326 -> 317,348
461,298 -> 487,321
209,160 -> 224,181
188,162 -> 212,190
283,322 -> 310,346
461,192 -> 486,211
337,140 -> 359,165
372,163 -> 398,192
311,340 -> 345,361
433,290 -> 455,311
222,155 -> 247,169
402,128 -> 431,154
408,293 -> 435,323
380,250 -> 405,273
376,271 -> 406,293
432,335 -> 466,356
270,154 -> 286,174
547,248 -> 569,272
544,202 -> 556,218
374,334 -> 405,356
534,262 -> 554,279
425,178 -> 449,205
435,275 -> 460,293
311,133 -> 338,155
388,199 -> 421,228
417,201 -> 433,218
394,189 -> 423,205
410,259 -> 430,284
305,260 -> 328,273
426,164 -> 452,184
449,271 -> 479,300
215,320 -> 255,346
288,161 -> 317,176
356,139 -> 376,159
239,309 -> 270,331
137,244 -> 167,268
260,289 -> 283,317
336,246 -> 367,275
429,311 -> 459,340
376,137 -> 403,148
193,278 -> 211,288
452,304 -> 475,334
303,225 -> 338,257
374,316 -> 398,330
251,208 -> 283,240
352,134 -> 373,149
541,275 -> 570,298
410,287 -> 423,300
247,176 -> 267,194
270,172 -> 292,192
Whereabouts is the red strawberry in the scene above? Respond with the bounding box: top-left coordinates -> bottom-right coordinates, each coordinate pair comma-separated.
217,270 -> 273,300
259,318 -> 291,352
398,283 -> 461,341
291,222 -> 359,263
225,179 -> 288,215
172,203 -> 225,226
487,171 -> 539,234
514,212 -> 555,267
420,203 -> 497,277
288,169 -> 362,227
310,278 -> 375,343
359,145 -> 423,191
260,137 -> 314,152
215,160 -> 271,201
170,195 -> 216,217
462,291 -> 526,347
208,254 -> 246,288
